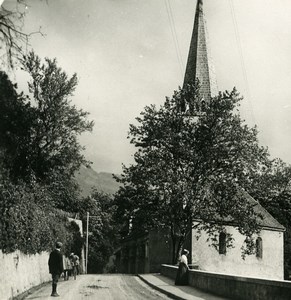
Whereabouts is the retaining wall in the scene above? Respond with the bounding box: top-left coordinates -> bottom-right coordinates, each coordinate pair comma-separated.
161,264 -> 291,300
0,250 -> 51,300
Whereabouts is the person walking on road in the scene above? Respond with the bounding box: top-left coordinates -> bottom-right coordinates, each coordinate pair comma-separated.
48,241 -> 64,297
69,252 -> 78,280
63,255 -> 72,280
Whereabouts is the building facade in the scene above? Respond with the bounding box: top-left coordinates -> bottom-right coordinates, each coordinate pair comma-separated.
116,0 -> 285,280
189,192 -> 285,280
115,230 -> 172,274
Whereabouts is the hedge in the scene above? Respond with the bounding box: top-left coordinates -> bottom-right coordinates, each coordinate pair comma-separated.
0,180 -> 83,256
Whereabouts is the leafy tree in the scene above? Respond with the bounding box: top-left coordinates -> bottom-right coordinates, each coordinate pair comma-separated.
78,191 -> 119,273
248,158 -> 291,278
115,83 -> 270,263
0,51 -> 90,255
19,51 -> 94,181
0,52 -> 93,212
0,71 -> 35,178
0,53 -> 93,183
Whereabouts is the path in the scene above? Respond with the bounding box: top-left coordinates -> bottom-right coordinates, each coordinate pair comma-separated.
24,274 -> 171,300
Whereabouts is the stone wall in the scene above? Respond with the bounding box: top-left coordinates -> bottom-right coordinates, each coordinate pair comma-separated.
0,250 -> 51,300
161,264 -> 291,300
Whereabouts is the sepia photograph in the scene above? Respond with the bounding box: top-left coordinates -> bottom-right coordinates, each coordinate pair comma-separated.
0,0 -> 291,299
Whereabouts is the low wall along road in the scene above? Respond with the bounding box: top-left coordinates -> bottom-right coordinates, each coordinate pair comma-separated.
161,264 -> 291,300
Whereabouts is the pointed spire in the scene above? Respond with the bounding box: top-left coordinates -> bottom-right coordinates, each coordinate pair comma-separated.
183,0 -> 218,101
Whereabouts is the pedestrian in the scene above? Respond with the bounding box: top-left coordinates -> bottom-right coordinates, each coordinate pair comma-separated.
63,255 -> 72,280
175,249 -> 189,286
74,254 -> 80,275
48,241 -> 64,297
70,252 -> 77,279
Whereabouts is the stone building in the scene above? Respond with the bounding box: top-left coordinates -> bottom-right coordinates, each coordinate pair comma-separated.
116,0 -> 285,279
189,191 -> 285,280
182,0 -> 285,280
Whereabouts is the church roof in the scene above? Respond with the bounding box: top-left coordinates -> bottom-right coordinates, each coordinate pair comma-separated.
183,0 -> 218,101
208,189 -> 285,232
194,188 -> 285,232
239,189 -> 285,232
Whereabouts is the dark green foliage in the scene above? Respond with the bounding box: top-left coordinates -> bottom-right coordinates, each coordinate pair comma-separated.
115,83 -> 270,262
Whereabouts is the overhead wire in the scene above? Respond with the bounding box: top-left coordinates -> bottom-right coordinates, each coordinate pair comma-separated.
164,0 -> 184,80
228,0 -> 256,123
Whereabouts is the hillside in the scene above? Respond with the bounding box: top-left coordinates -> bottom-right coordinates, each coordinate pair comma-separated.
75,165 -> 121,197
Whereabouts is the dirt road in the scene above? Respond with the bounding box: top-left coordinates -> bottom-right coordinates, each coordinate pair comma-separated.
24,274 -> 171,300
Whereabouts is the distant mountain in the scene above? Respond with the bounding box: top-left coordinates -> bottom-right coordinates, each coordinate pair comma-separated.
75,165 -> 121,197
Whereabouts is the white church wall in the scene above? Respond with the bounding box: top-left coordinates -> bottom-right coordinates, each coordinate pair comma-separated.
191,224 -> 284,280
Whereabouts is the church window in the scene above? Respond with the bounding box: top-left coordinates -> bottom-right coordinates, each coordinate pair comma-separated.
219,232 -> 227,255
256,237 -> 263,258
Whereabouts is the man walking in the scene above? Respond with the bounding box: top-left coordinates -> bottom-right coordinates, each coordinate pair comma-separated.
48,241 -> 64,297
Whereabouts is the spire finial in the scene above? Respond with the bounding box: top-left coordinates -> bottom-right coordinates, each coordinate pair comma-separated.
183,0 -> 218,101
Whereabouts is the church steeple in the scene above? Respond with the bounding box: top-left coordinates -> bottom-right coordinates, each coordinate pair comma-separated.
183,0 -> 218,101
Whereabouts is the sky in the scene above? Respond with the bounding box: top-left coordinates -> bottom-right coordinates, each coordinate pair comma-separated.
3,0 -> 291,174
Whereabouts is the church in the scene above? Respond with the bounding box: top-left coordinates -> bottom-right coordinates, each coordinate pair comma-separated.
115,0 -> 285,280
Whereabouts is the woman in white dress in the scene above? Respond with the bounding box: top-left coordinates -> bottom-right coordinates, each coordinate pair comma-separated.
175,249 -> 189,285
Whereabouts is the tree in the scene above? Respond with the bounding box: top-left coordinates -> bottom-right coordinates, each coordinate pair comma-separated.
248,158 -> 291,278
0,71 -> 34,178
78,191 -> 119,273
1,51 -> 94,182
115,82 -> 270,263
0,0 -> 43,68
0,52 -> 93,210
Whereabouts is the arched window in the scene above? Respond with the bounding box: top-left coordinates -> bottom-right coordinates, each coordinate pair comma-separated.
256,237 -> 263,258
219,232 -> 227,255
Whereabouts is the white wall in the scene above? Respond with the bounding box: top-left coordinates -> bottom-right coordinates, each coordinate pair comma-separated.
191,225 -> 284,280
0,250 -> 51,300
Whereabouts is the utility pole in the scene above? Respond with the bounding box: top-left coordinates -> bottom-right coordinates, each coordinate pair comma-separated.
85,212 -> 89,274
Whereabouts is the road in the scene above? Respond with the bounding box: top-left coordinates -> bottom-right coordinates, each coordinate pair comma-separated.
24,274 -> 171,300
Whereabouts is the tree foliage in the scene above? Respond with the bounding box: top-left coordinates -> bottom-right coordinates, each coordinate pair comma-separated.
248,158 -> 291,278
0,51 -> 93,257
19,51 -> 94,180
115,83 -> 270,262
0,71 -> 34,178
0,177 -> 83,254
0,52 -> 93,189
78,191 -> 119,273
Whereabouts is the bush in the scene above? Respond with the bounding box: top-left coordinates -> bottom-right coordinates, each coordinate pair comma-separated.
0,179 -> 84,255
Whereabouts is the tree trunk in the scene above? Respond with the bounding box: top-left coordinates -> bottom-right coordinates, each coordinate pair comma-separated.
171,229 -> 177,264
